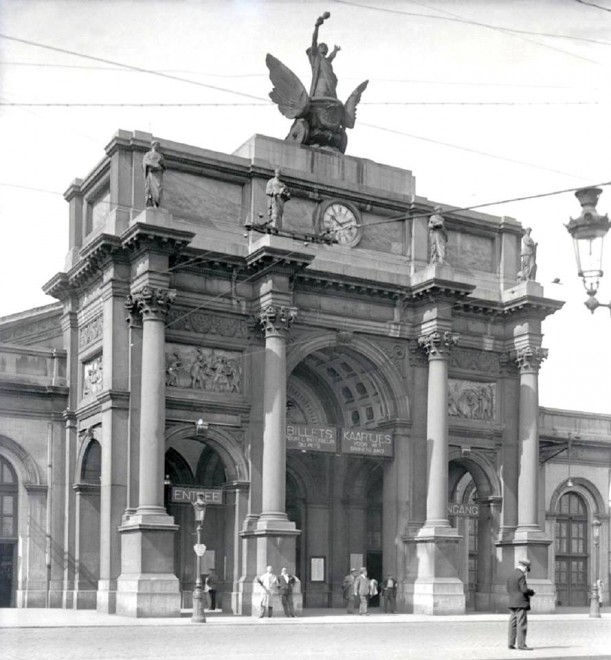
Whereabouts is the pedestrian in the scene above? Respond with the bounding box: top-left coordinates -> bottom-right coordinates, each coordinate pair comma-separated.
205,568 -> 219,611
278,567 -> 297,617
507,558 -> 535,650
369,576 -> 379,605
381,574 -> 397,613
256,565 -> 278,618
355,567 -> 370,616
342,568 -> 357,613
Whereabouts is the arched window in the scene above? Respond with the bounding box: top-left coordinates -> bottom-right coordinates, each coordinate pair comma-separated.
81,440 -> 101,484
0,456 -> 18,607
555,492 -> 588,606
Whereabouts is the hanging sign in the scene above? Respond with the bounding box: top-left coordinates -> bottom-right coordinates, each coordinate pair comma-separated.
341,429 -> 394,457
170,486 -> 224,505
286,424 -> 338,453
447,502 -> 479,517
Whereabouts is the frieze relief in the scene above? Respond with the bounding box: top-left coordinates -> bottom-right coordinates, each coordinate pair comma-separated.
450,348 -> 500,374
166,343 -> 242,393
380,342 -> 406,374
82,355 -> 103,398
448,379 -> 496,421
79,314 -> 103,348
167,307 -> 248,338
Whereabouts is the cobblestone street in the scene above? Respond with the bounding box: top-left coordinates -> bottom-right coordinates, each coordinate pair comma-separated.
2,609 -> 610,660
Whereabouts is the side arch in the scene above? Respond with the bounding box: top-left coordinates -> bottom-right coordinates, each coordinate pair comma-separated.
165,424 -> 249,483
0,434 -> 42,485
549,477 -> 606,516
448,448 -> 500,499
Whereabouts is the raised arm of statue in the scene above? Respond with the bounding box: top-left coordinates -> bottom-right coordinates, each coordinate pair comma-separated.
328,45 -> 341,62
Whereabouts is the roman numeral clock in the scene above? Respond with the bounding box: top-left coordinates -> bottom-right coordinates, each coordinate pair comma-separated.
318,200 -> 362,247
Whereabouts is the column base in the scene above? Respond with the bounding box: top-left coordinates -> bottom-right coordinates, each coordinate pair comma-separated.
96,579 -> 117,614
413,578 -> 466,615
115,516 -> 181,618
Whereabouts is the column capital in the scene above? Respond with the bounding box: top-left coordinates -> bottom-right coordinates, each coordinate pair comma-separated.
512,345 -> 548,374
128,286 -> 176,323
258,304 -> 297,338
418,331 -> 459,360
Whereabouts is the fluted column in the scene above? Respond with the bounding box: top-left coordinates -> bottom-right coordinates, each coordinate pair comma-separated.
514,345 -> 548,533
258,304 -> 296,524
418,331 -> 459,529
129,286 -> 175,514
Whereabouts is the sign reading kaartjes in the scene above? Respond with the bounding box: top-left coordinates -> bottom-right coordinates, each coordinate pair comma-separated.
341,429 -> 394,457
286,425 -> 337,453
170,486 -> 224,505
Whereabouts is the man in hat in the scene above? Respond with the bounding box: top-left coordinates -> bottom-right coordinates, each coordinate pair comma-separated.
507,558 -> 536,650
342,568 -> 357,613
354,567 -> 371,616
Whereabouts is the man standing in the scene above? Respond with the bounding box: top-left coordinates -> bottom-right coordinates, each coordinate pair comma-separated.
381,574 -> 398,613
355,567 -> 370,616
277,567 -> 297,618
507,558 -> 536,650
256,565 -> 278,618
342,568 -> 357,613
205,568 -> 218,611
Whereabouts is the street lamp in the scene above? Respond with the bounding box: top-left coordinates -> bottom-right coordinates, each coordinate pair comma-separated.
590,517 -> 602,619
191,493 -> 208,623
566,187 -> 611,313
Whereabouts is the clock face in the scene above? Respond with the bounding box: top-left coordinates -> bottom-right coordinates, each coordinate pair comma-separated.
321,202 -> 361,247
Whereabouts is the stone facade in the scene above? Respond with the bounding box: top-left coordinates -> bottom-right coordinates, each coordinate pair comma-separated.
0,132 -> 609,616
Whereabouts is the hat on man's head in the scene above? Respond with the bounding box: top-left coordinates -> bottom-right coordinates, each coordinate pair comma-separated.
350,567 -> 356,572
518,558 -> 531,571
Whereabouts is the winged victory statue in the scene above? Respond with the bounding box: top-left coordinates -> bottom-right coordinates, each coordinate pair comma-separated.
266,12 -> 368,154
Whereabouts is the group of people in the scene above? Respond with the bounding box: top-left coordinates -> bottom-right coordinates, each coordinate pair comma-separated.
256,566 -> 298,618
342,568 -> 398,616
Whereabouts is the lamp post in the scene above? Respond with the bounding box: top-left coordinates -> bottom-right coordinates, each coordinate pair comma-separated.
590,517 -> 602,618
191,493 -> 208,623
566,188 -> 611,313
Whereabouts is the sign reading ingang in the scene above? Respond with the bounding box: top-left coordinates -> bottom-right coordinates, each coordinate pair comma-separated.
341,429 -> 394,457
170,486 -> 224,505
286,425 -> 337,453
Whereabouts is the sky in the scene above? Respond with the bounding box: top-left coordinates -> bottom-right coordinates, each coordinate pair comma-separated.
1,0 -> 611,414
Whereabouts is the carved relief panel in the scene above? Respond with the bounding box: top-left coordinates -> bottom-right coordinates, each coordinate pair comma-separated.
82,355 -> 103,398
448,379 -> 496,421
165,343 -> 243,394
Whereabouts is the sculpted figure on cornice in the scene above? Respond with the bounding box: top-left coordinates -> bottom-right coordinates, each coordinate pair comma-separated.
165,344 -> 242,393
512,345 -> 548,373
450,347 -> 500,374
448,379 -> 495,421
166,307 -> 248,338
418,331 -> 459,359
82,356 -> 103,398
79,313 -> 103,348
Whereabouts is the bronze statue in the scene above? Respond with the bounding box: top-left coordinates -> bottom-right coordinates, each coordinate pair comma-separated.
265,168 -> 291,230
428,206 -> 448,265
143,140 -> 166,208
266,12 -> 368,153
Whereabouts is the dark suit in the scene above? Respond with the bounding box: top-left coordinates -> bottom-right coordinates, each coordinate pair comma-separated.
507,568 -> 535,648
277,573 -> 296,617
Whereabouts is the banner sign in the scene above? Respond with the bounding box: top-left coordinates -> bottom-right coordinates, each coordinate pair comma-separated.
286,425 -> 337,453
170,486 -> 224,505
447,502 -> 479,517
341,429 -> 394,457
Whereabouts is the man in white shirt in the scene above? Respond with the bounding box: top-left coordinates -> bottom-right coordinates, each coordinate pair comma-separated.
256,565 -> 278,618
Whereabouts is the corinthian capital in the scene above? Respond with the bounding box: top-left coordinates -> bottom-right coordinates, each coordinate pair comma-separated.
259,305 -> 297,337
418,331 -> 459,359
130,286 -> 176,322
513,345 -> 548,373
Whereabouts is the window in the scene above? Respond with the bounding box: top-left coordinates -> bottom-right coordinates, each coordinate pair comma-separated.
0,457 -> 17,539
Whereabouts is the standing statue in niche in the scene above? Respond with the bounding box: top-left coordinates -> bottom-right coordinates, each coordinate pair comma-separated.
265,12 -> 369,153
265,168 -> 291,230
518,227 -> 537,282
143,140 -> 166,208
428,206 -> 448,264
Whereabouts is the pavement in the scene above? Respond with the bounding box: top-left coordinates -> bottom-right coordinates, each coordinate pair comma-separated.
1,606 -> 610,660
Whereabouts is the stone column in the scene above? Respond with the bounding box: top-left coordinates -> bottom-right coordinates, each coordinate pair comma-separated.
116,285 -> 181,618
413,330 -> 465,615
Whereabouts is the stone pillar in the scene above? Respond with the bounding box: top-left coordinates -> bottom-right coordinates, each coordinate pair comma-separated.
249,305 -> 300,615
512,344 -> 555,612
124,301 -> 142,515
413,331 -> 465,615
116,286 -> 181,618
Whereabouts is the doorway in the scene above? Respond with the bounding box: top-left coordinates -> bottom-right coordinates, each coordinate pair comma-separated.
0,456 -> 17,607
555,492 -> 589,606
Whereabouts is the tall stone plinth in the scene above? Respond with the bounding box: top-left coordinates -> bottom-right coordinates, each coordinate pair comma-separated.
115,514 -> 181,617
412,528 -> 466,615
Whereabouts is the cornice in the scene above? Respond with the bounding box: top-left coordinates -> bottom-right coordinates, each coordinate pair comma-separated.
245,243 -> 314,277
97,390 -> 130,410
120,222 -> 194,256
296,270 -> 402,300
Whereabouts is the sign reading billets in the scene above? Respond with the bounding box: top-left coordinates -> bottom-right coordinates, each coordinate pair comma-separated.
286,425 -> 393,458
170,486 -> 224,505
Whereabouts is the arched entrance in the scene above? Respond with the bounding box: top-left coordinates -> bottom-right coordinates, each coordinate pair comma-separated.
0,456 -> 18,607
285,334 -> 406,608
164,425 -> 248,611
554,492 -> 588,606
